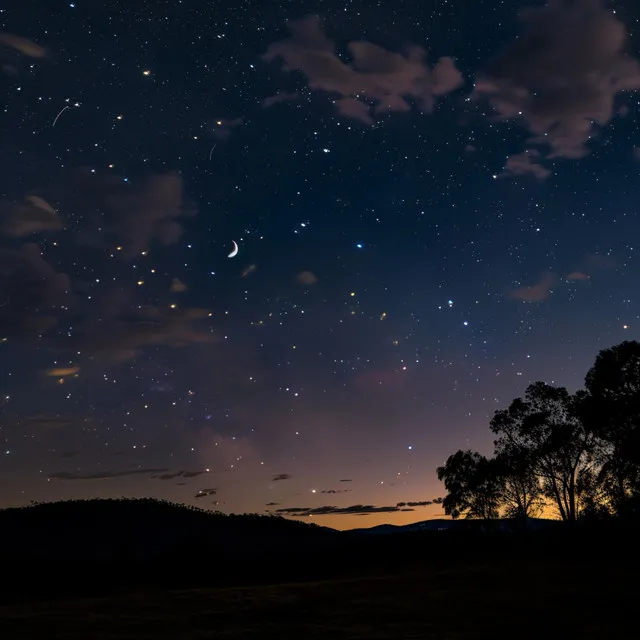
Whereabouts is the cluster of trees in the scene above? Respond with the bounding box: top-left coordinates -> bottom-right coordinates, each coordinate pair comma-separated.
437,341 -> 640,525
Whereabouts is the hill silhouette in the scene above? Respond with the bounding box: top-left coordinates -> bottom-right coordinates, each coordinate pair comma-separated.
1,496 -> 638,605
2,497 -> 640,639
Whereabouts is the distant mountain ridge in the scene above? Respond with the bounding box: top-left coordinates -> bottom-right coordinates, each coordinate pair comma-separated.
346,517 -> 561,535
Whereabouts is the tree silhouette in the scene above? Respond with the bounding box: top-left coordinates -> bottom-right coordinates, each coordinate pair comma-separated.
493,445 -> 543,525
436,342 -> 640,525
490,383 -> 594,523
436,450 -> 503,520
584,341 -> 640,516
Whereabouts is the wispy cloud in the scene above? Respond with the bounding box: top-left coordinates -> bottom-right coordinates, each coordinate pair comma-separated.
275,500 -> 437,516
48,468 -> 170,480
44,366 -> 80,378
272,473 -> 292,481
262,91 -> 299,108
152,470 -> 210,480
566,271 -> 590,281
0,196 -> 63,237
194,488 -> 218,499
499,150 -> 551,180
296,271 -> 318,285
509,272 -> 557,302
0,32 -> 47,58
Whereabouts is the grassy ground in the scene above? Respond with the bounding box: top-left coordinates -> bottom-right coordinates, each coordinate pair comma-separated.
1,554 -> 636,640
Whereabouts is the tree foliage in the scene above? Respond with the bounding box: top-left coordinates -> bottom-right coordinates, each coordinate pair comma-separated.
584,340 -> 640,515
493,447 -> 543,522
436,450 -> 503,520
490,383 -> 594,522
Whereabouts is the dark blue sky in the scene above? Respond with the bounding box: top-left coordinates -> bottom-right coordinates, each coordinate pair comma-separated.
1,0 -> 639,528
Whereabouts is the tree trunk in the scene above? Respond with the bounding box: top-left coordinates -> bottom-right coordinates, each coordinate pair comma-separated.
568,472 -> 576,523
549,476 -> 568,521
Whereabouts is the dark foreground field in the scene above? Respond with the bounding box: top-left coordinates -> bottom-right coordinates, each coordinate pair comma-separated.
2,501 -> 638,638
1,552 -> 637,639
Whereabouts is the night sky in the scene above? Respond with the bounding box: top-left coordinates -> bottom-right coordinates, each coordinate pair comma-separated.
1,0 -> 640,530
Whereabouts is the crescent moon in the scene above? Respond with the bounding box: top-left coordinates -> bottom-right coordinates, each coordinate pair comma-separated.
228,241 -> 238,258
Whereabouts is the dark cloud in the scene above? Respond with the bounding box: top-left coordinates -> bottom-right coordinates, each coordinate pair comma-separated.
56,169 -> 196,258
396,501 -> 432,507
65,306 -> 219,364
320,489 -> 351,494
48,468 -> 170,480
57,450 -> 81,459
194,487 -> 217,499
152,469 -> 209,480
339,479 -> 352,482
0,171 -> 219,363
500,150 -> 551,180
296,270 -> 318,285
262,91 -> 299,108
265,502 -> 280,506
275,503 -> 430,516
0,242 -> 73,339
509,272 -> 557,302
0,196 -> 63,237
263,15 -> 463,125
586,252 -> 617,270
10,414 -> 74,432
474,0 -> 640,159
212,118 -> 243,139
170,278 -> 188,293
272,473 -> 292,481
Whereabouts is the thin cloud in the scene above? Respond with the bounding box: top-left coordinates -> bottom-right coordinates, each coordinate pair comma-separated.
509,272 -> 557,302
262,91 -> 299,108
566,271 -> 590,281
170,278 -> 188,293
275,503 -> 424,516
296,270 -> 318,285
0,196 -> 63,237
48,468 -> 170,480
320,489 -> 351,494
58,169 -> 196,258
263,15 -> 463,125
64,306 -> 219,364
0,32 -> 47,58
474,0 -> 640,159
212,118 -> 243,139
586,253 -> 617,270
0,242 -> 73,340
44,366 -> 80,378
194,488 -> 217,499
152,470 -> 210,480
16,415 -> 73,431
57,450 -> 81,459
500,150 -> 551,180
